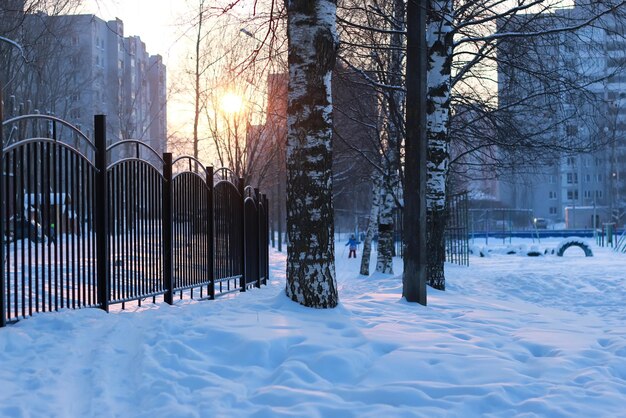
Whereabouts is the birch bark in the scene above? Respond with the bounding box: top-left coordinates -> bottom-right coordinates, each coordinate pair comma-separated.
285,0 -> 339,308
375,0 -> 404,275
426,0 -> 454,291
360,173 -> 382,276
376,173 -> 395,274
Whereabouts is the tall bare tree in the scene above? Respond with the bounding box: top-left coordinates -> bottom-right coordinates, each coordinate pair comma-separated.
424,0 -> 626,290
285,0 -> 339,308
425,0 -> 454,291
403,0 -> 428,305
1,1 -> 85,119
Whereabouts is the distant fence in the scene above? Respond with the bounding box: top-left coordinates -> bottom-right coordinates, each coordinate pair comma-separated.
444,192 -> 469,266
0,114 -> 269,327
390,191 -> 469,266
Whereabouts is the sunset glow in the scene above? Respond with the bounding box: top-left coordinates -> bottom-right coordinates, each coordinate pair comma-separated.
220,92 -> 244,114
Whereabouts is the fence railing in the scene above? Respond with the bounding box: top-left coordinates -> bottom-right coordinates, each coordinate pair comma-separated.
0,114 -> 269,327
390,192 -> 469,266
444,192 -> 469,266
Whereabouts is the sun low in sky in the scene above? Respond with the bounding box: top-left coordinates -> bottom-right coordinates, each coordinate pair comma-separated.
220,92 -> 244,114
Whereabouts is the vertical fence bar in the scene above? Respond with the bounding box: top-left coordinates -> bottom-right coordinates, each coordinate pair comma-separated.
26,142 -> 32,317
207,167 -> 215,299
19,146 -> 25,317
239,177 -> 246,292
53,141 -> 58,311
262,192 -> 266,286
463,193 -> 469,266
94,115 -> 109,312
255,188 -> 261,289
264,194 -> 269,285
43,142 -> 49,312
163,153 -> 173,305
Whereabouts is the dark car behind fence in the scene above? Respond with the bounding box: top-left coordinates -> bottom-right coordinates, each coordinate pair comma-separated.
0,114 -> 269,327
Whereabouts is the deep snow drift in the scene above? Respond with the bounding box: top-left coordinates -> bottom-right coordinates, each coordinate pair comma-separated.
1,238 -> 625,417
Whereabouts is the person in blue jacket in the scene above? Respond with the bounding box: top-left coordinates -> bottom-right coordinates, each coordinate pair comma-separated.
346,234 -> 359,258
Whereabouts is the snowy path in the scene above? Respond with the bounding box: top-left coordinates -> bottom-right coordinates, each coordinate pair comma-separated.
1,239 -> 625,417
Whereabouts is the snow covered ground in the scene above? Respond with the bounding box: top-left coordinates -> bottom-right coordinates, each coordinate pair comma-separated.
1,238 -> 625,417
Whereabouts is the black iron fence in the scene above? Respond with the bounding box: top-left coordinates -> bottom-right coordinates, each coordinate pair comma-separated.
0,114 -> 269,327
390,192 -> 469,266
445,192 -> 469,266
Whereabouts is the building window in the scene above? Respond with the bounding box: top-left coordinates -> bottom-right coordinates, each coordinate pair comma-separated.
566,157 -> 576,166
596,190 -> 603,199
596,174 -> 603,182
567,173 -> 578,184
549,207 -> 557,215
584,190 -> 592,199
585,174 -> 591,183
567,190 -> 579,200
549,191 -> 557,199
549,175 -> 556,184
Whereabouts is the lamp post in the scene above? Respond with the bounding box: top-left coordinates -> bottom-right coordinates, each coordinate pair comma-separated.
605,100 -> 619,227
593,195 -> 597,240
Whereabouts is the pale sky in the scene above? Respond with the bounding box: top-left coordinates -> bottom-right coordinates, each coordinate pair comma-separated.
80,0 -> 184,64
80,0 -> 210,156
78,0 -> 264,164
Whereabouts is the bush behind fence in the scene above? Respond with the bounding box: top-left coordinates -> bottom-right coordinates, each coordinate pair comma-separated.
0,114 -> 269,327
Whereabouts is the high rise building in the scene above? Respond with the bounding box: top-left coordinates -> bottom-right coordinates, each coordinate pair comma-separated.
1,11 -> 167,154
497,4 -> 626,228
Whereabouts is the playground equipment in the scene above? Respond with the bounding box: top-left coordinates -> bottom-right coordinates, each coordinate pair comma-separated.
556,238 -> 593,257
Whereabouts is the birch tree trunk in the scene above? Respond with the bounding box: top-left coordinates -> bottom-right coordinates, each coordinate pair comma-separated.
360,173 -> 382,276
285,0 -> 339,309
192,0 -> 204,160
376,175 -> 395,274
426,0 -> 454,291
375,0 -> 404,275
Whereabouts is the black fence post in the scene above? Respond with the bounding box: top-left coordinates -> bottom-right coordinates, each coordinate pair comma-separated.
0,87 -> 6,327
163,153 -> 173,305
207,166 -> 215,299
239,177 -> 246,292
255,188 -> 261,288
94,115 -> 109,312
264,194 -> 269,286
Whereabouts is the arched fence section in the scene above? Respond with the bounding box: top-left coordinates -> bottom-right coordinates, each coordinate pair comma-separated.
1,115 -> 99,324
213,168 -> 244,296
106,140 -> 165,306
1,114 -> 270,327
171,156 -> 212,299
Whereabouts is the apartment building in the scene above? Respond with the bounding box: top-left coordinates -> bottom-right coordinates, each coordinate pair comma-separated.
497,3 -> 626,228
1,10 -> 167,153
